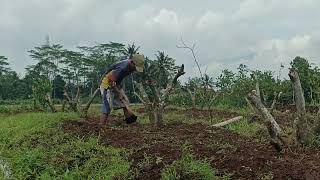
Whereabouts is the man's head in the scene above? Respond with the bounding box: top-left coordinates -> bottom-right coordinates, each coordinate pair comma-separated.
131,54 -> 145,72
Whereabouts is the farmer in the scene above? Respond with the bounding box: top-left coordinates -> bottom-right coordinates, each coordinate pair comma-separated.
100,54 -> 145,125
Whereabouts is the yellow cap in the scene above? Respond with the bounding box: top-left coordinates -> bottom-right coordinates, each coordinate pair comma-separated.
132,54 -> 145,72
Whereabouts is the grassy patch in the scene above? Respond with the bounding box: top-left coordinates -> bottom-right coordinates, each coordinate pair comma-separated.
0,112 -> 132,179
0,112 -> 78,146
161,145 -> 220,180
226,119 -> 264,137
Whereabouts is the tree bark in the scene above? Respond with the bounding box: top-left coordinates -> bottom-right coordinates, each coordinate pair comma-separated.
45,92 -> 56,112
289,68 -> 309,144
63,88 -> 77,112
245,97 -> 255,112
270,92 -> 282,113
248,91 -> 286,150
61,99 -> 66,112
134,64 -> 185,126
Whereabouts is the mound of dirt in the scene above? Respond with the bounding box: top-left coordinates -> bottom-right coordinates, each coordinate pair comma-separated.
62,117 -> 320,180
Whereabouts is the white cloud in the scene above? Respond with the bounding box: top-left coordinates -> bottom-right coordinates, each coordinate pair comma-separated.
246,34 -> 315,72
0,0 -> 320,79
196,11 -> 224,31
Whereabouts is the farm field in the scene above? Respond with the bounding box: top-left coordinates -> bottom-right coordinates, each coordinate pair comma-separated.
1,105 -> 320,179
2,2 -> 320,178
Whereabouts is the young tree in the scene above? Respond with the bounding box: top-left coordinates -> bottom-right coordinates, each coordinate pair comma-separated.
135,63 -> 185,126
248,63 -> 320,151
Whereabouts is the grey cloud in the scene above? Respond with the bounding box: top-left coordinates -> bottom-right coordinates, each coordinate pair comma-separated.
0,0 -> 319,80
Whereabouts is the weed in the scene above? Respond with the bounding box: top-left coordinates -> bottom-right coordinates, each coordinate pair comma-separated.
226,119 -> 263,137
0,112 -> 132,179
161,144 -> 218,180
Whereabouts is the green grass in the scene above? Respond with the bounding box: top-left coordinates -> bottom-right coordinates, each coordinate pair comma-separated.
0,112 -> 78,146
0,105 -> 265,179
226,119 -> 264,137
161,145 -> 229,180
0,112 -> 132,179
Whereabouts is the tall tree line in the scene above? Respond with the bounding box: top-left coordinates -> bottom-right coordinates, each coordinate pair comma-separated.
0,41 -> 179,104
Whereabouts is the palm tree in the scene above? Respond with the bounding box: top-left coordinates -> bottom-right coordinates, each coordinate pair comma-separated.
122,43 -> 140,58
122,43 -> 140,102
154,51 -> 177,88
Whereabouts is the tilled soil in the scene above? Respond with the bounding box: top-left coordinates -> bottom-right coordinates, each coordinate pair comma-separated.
63,115 -> 320,180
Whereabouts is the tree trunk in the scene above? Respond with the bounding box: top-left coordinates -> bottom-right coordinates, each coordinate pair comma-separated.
245,97 -> 255,112
134,64 -> 185,127
289,68 -> 309,145
270,92 -> 282,113
61,99 -> 66,112
147,106 -> 155,124
33,98 -> 37,110
248,91 -> 286,150
45,92 -> 56,113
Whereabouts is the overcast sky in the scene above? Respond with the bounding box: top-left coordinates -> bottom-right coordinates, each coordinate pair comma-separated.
1,0 -> 320,80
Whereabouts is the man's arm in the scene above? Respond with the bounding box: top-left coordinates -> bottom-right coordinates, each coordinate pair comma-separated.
110,81 -> 124,100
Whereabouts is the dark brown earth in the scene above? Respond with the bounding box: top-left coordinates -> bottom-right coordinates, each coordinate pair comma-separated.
276,104 -> 319,114
62,109 -> 320,180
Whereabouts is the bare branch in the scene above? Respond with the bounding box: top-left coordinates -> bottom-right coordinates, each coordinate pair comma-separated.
161,64 -> 185,100
270,91 -> 282,112
75,86 -> 81,102
177,37 -> 203,78
134,81 -> 151,104
134,92 -> 146,104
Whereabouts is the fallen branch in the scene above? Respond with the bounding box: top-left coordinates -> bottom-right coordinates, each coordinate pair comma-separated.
212,116 -> 243,127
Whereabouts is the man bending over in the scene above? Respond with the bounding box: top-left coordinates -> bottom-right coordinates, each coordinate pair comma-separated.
100,54 -> 144,125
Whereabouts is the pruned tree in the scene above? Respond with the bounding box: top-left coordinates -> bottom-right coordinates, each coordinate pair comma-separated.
248,90 -> 287,151
288,67 -> 312,145
135,64 -> 185,126
248,66 -> 320,150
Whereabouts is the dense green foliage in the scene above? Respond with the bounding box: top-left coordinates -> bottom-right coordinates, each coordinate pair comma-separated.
1,39 -> 320,110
